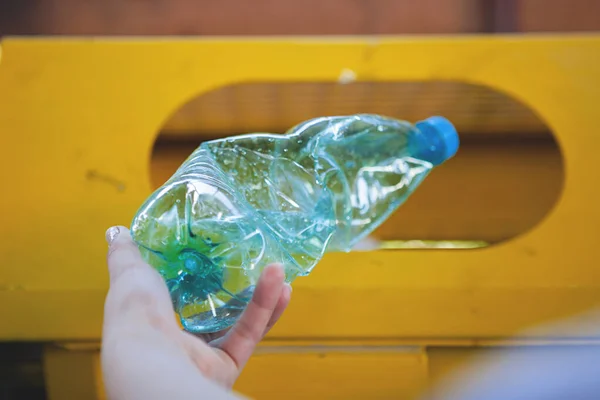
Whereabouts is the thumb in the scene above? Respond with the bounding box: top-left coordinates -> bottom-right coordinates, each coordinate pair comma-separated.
103,226 -> 176,328
105,225 -> 148,283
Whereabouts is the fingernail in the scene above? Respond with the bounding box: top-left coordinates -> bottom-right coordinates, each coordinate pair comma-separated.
105,226 -> 120,245
285,283 -> 293,293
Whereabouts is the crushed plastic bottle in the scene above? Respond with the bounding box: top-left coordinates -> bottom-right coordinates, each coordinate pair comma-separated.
130,114 -> 459,333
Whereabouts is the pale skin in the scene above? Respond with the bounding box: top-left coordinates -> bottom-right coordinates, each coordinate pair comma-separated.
102,226 -> 292,400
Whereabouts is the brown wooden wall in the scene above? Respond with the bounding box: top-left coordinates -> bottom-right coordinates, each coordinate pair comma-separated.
1,0 -> 599,36
519,0 -> 600,32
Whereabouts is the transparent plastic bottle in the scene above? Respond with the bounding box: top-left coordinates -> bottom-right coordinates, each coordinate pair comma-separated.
130,114 -> 459,333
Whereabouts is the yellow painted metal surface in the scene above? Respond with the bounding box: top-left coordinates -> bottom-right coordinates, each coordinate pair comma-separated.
1,35 -> 599,340
235,345 -> 428,399
0,35 -> 600,399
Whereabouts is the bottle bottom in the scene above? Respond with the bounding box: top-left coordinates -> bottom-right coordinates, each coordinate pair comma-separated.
177,285 -> 255,334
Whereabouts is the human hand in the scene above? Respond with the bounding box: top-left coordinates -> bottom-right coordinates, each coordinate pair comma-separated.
101,226 -> 292,400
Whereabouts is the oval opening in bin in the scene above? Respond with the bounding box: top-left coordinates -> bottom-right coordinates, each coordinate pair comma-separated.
150,81 -> 563,250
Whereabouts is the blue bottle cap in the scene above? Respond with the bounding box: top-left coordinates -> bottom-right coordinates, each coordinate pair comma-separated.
415,116 -> 459,166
